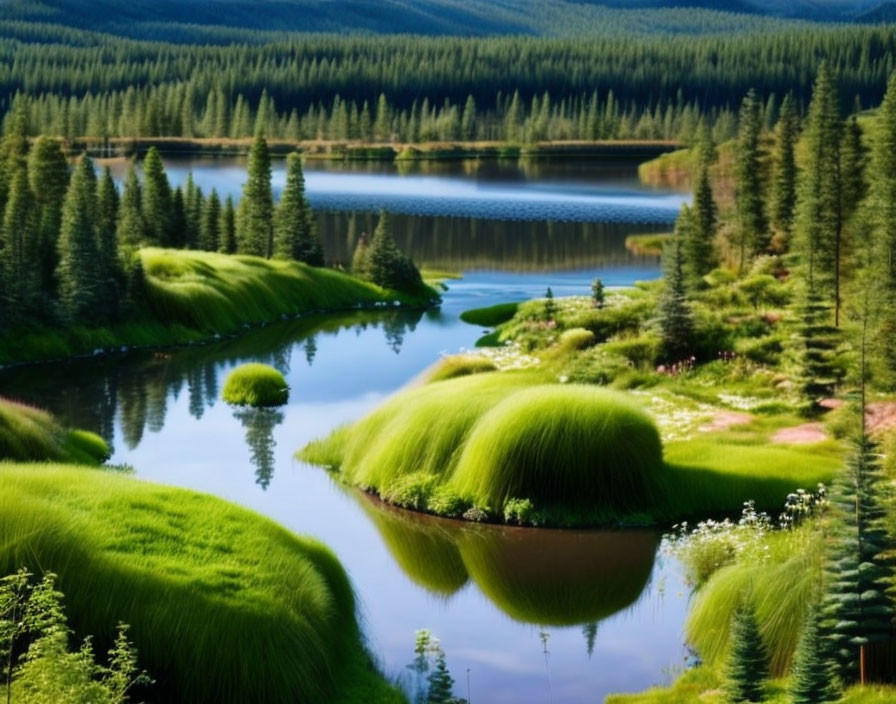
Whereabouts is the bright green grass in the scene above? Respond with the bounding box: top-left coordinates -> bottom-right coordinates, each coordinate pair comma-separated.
0,248 -> 438,365
459,302 -> 520,327
624,233 -> 673,256
604,666 -> 789,704
221,363 -> 289,407
301,373 -> 843,526
0,465 -> 397,704
425,354 -> 497,383
0,397 -> 108,465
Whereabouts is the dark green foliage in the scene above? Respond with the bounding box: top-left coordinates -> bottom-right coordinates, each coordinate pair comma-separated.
688,162 -> 717,279
27,136 -> 69,295
141,147 -> 173,246
789,606 -> 838,704
733,88 -> 768,268
199,188 -> 221,252
725,603 -> 769,703
238,135 -> 274,257
116,160 -> 144,249
0,165 -> 40,317
821,434 -> 896,683
771,92 -> 799,244
659,235 -> 694,361
96,166 -> 122,318
183,173 -> 203,250
56,156 -> 101,322
591,278 -> 605,308
232,406 -> 284,490
363,211 -> 423,293
426,643 -> 455,704
219,195 -> 237,254
795,290 -> 841,404
274,152 -> 322,265
170,187 -> 186,249
545,286 -> 555,320
840,116 -> 867,224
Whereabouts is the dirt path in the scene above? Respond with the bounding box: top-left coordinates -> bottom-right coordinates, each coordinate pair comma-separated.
698,411 -> 753,433
772,423 -> 828,445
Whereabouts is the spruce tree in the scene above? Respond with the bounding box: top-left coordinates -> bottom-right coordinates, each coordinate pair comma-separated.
199,188 -> 221,252
840,116 -> 867,224
96,166 -> 121,318
795,64 -> 842,322
27,136 -> 69,297
351,232 -> 371,277
117,160 -> 145,249
789,606 -> 838,704
689,168 -> 717,280
237,135 -> 274,257
659,235 -> 694,361
725,603 -> 769,703
56,156 -> 101,322
219,195 -> 237,254
183,172 -> 203,249
771,93 -> 799,245
273,152 -> 323,265
821,432 -> 895,684
142,146 -> 173,246
426,642 -> 455,704
795,286 -> 841,405
0,166 -> 40,318
366,211 -> 422,292
733,89 -> 768,270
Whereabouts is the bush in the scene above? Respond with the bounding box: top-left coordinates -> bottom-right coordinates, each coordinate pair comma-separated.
503,497 -> 537,525
222,363 -> 289,407
604,334 -> 662,368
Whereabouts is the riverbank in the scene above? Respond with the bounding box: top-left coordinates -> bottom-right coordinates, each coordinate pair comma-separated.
0,248 -> 440,367
73,137 -> 681,162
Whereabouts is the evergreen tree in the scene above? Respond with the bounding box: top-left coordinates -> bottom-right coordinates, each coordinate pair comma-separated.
237,135 -> 274,257
583,622 -> 598,659
426,642 -> 455,704
273,152 -> 323,265
733,89 -> 768,270
199,188 -> 221,252
351,232 -> 371,277
821,432 -> 895,684
219,195 -> 237,254
232,406 -> 284,491
142,146 -> 173,246
0,166 -> 40,317
0,98 -> 28,214
96,166 -> 121,317
771,93 -> 799,245
659,235 -> 694,361
183,172 -> 203,249
591,278 -> 605,308
795,289 -> 841,405
27,136 -> 69,297
725,603 -> 768,703
366,211 -> 422,292
795,64 -> 842,322
840,116 -> 867,224
461,95 -> 476,141
56,156 -> 101,321
789,606 -> 838,704
117,160 -> 145,249
170,186 -> 187,249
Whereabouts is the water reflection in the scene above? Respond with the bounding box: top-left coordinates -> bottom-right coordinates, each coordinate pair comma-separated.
357,495 -> 660,630
232,407 -> 284,490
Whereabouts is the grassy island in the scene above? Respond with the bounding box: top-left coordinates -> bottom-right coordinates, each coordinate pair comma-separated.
222,363 -> 290,407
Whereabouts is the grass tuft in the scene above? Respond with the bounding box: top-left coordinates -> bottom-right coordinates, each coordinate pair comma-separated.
459,302 -> 520,327
0,398 -> 108,465
222,363 -> 289,406
426,354 -> 497,383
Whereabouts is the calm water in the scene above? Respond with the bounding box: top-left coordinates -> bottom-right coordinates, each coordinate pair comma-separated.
5,159 -> 691,703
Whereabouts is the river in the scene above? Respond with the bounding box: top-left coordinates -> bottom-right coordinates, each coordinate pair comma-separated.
2,157 -> 692,703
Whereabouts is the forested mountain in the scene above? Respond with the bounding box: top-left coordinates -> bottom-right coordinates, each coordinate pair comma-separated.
0,0 -> 891,40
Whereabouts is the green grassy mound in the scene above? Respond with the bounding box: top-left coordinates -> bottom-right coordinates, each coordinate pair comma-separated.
222,363 -> 289,407
425,354 -> 497,383
459,302 -> 520,327
0,465 -> 395,704
358,495 -> 658,626
0,398 -> 109,465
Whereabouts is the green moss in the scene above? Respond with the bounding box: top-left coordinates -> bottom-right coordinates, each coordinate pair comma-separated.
459,302 -> 520,327
0,464 -> 394,704
222,363 -> 289,407
0,398 -> 108,465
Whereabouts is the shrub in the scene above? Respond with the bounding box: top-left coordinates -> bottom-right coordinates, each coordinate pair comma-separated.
503,497 -> 537,525
604,334 -> 661,368
381,471 -> 438,511
557,327 -> 597,352
222,363 -> 289,407
426,485 -> 469,517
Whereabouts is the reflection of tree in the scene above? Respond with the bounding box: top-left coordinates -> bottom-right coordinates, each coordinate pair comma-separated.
118,379 -> 147,450
303,336 -> 317,366
583,622 -> 598,659
232,406 -> 284,490
145,376 -> 168,433
188,368 -> 206,420
383,314 -> 406,354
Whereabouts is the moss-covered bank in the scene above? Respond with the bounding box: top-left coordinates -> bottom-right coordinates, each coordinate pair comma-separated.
0,248 -> 439,366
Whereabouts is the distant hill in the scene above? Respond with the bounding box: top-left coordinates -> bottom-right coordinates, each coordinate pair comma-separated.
0,0 -> 891,39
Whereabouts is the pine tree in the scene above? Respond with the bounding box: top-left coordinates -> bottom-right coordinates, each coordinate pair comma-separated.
796,288 -> 841,405
56,156 -> 101,321
771,93 -> 799,245
183,172 -> 203,249
142,146 -> 173,246
789,606 -> 838,704
0,98 -> 28,214
0,166 -> 40,318
366,211 -> 422,292
375,93 -> 391,141
96,166 -> 121,318
27,136 -> 69,297
659,235 -> 694,361
725,603 -> 769,703
591,278 -> 605,308
199,188 -> 221,252
821,432 -> 895,684
351,232 -> 371,277
170,186 -> 187,249
840,116 -> 866,227
237,135 -> 274,257
273,152 -> 323,265
219,195 -> 237,254
117,160 -> 145,249
461,95 -> 476,141
733,89 -> 768,270
795,64 -> 842,322
426,642 -> 455,704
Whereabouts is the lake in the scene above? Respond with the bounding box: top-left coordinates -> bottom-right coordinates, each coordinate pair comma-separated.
3,157 -> 691,703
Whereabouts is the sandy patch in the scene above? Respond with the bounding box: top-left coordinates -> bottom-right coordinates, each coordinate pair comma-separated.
698,411 -> 753,433
772,422 -> 828,445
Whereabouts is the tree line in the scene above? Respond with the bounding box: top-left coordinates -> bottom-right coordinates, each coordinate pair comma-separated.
2,21 -> 896,143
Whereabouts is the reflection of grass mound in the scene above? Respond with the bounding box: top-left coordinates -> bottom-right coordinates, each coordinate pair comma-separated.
358,493 -> 658,625
0,397 -> 108,464
452,385 -> 662,511
0,465 -> 391,704
222,363 -> 289,406
301,374 -> 662,519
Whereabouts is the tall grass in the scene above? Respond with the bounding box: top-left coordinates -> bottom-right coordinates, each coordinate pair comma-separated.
221,363 -> 289,406
0,398 -> 108,464
0,465 -> 390,704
